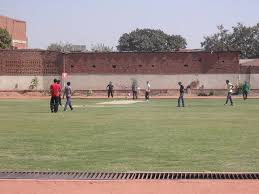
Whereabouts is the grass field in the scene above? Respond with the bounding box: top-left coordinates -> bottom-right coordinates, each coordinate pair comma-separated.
0,98 -> 258,172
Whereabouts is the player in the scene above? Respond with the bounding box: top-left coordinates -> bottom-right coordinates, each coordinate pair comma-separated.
225,80 -> 234,106
177,82 -> 185,107
106,81 -> 114,98
63,82 -> 73,111
132,82 -> 138,100
57,80 -> 62,106
242,81 -> 250,100
50,79 -> 61,113
145,81 -> 151,101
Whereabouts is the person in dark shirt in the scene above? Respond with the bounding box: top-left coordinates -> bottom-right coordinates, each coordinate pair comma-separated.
242,81 -> 250,100
132,82 -> 138,100
106,81 -> 114,98
177,82 -> 185,107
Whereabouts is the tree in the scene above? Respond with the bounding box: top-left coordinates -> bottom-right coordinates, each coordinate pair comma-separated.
117,28 -> 187,52
47,42 -> 63,52
201,23 -> 259,58
47,42 -> 83,52
91,43 -> 114,52
201,25 -> 232,52
230,23 -> 259,58
0,28 -> 12,49
167,35 -> 188,51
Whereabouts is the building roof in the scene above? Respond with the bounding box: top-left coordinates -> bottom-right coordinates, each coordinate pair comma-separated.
0,15 -> 26,23
240,59 -> 259,67
178,49 -> 206,52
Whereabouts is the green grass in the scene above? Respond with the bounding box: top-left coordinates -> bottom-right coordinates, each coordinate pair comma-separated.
0,98 -> 258,172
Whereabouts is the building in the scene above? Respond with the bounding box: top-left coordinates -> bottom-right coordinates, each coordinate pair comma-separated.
0,15 -> 28,49
70,45 -> 86,52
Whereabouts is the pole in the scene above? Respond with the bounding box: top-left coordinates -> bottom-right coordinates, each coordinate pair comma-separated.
62,52 -> 66,88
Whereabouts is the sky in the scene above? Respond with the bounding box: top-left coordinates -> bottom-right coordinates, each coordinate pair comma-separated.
1,0 -> 259,49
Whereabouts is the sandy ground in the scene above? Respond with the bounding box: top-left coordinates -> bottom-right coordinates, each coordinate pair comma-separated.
1,95 -> 259,99
0,179 -> 258,194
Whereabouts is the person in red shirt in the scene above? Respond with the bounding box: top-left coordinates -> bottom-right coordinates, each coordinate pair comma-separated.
50,79 -> 61,113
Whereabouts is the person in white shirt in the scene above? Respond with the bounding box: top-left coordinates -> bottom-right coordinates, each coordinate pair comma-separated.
145,81 -> 151,101
225,80 -> 234,106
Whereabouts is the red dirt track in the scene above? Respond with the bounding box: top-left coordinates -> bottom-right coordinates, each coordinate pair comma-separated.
0,179 -> 258,194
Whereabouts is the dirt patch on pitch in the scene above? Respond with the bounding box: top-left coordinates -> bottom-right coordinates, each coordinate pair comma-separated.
73,105 -> 106,108
97,100 -> 143,105
70,100 -> 143,108
72,104 -> 131,108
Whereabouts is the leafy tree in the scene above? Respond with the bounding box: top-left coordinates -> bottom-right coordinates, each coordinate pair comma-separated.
230,23 -> 259,58
201,23 -> 259,58
167,35 -> 188,51
47,42 -> 82,52
201,25 -> 232,51
47,43 -> 63,51
91,43 -> 113,52
117,28 -> 187,52
0,28 -> 12,49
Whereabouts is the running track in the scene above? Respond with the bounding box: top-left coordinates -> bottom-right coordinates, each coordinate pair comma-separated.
0,179 -> 258,194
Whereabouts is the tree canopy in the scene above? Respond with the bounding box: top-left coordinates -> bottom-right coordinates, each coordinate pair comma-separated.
91,43 -> 114,52
0,28 -> 12,49
117,28 -> 187,52
47,42 -> 75,52
201,23 -> 259,59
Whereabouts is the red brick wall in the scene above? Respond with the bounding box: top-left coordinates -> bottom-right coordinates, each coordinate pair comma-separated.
0,50 -> 62,75
240,65 -> 259,74
0,50 -> 240,75
65,51 -> 240,74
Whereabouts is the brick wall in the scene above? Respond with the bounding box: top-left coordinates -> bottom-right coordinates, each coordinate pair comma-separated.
240,65 -> 259,74
0,50 -> 240,75
0,50 -> 62,75
65,51 -> 240,74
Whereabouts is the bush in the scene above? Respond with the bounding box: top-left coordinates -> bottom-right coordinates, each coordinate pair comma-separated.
86,89 -> 93,96
233,83 -> 243,95
189,80 -> 200,89
29,77 -> 39,90
209,90 -> 215,96
197,92 -> 208,96
197,90 -> 214,96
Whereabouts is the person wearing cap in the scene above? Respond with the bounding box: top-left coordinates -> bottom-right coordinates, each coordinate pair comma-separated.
106,81 -> 114,98
177,82 -> 185,107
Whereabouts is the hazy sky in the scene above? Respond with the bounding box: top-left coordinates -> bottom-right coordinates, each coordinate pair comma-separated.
1,0 -> 259,49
